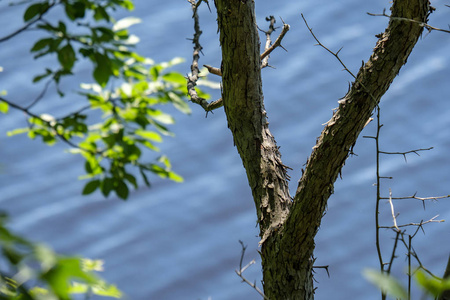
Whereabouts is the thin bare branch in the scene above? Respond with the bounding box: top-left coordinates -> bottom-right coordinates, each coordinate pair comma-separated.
380,215 -> 444,229
203,64 -> 222,76
203,16 -> 290,77
0,96 -> 97,154
386,231 -> 401,274
375,106 -> 384,274
367,10 -> 450,34
382,194 -> 450,201
301,13 -> 378,105
203,15 -> 289,81
236,241 -> 269,300
25,78 -> 53,110
260,17 -> 290,68
186,0 -> 222,112
301,14 -> 357,80
379,147 -> 433,163
0,2 -> 56,43
388,189 -> 400,231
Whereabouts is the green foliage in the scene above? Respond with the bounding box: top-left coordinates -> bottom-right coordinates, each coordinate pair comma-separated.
364,269 -> 450,299
415,270 -> 450,297
2,0 -> 203,200
27,0 -> 138,88
0,100 -> 8,114
364,269 -> 408,299
0,214 -> 122,299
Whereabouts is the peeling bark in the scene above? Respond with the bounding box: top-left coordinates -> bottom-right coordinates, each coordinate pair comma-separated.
213,0 -> 431,299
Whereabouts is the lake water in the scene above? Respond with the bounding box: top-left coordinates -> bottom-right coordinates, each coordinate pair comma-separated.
1,0 -> 449,299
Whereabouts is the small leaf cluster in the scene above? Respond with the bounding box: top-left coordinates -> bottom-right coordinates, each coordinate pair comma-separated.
8,57 -> 189,200
25,0 -> 139,90
0,213 -> 122,299
76,57 -> 188,200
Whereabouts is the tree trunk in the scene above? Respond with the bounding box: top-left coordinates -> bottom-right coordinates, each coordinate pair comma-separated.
214,0 -> 431,299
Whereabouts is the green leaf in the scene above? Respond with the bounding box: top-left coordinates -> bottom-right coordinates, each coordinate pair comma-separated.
168,171 -> 183,183
33,244 -> 57,272
24,2 -> 49,22
139,168 -> 151,187
58,44 -> 76,71
168,91 -> 191,114
135,130 -> 162,142
157,155 -> 171,168
7,127 -> 29,136
93,6 -> 109,21
149,120 -> 174,136
135,139 -> 160,151
91,281 -> 122,298
124,173 -> 138,189
82,180 -> 100,195
168,57 -> 185,66
415,270 -> 450,297
148,110 -> 175,125
363,269 -> 407,299
42,257 -> 97,299
0,100 -> 8,114
115,180 -> 129,200
113,17 -> 141,32
31,38 -> 53,52
150,65 -> 163,80
162,72 -> 187,85
93,53 -> 112,87
32,68 -> 53,83
101,178 -> 114,197
119,0 -> 134,10
64,1 -> 86,20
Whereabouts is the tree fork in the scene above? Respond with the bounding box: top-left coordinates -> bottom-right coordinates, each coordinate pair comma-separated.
214,0 -> 431,299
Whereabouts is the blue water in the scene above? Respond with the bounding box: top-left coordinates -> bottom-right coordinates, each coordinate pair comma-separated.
1,0 -> 450,299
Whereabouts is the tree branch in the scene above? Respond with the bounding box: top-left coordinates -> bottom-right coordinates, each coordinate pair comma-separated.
379,215 -> 444,229
0,96 -> 96,154
203,17 -> 290,77
368,8 -> 450,34
379,147 -> 433,162
260,16 -> 290,69
0,1 -> 56,43
186,0 -> 222,112
235,241 -> 269,300
281,0 -> 431,289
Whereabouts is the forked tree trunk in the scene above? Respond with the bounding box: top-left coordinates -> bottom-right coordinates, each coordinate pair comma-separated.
214,0 -> 431,299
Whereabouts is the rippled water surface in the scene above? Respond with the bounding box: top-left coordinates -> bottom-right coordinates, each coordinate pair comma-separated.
1,1 -> 450,299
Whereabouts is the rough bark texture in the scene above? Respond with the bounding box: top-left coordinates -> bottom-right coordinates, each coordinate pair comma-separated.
214,0 -> 431,299
214,0 -> 291,239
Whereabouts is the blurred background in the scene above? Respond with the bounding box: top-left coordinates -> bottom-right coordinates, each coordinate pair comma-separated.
1,0 -> 449,299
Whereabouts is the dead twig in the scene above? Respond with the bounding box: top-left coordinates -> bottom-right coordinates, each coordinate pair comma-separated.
379,147 -> 434,163
203,64 -> 222,76
381,193 -> 450,210
379,215 -> 444,229
203,16 -> 290,77
186,0 -> 222,112
236,241 -> 269,300
367,9 -> 450,34
301,13 -> 379,106
388,189 -> 400,231
260,16 -> 290,68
